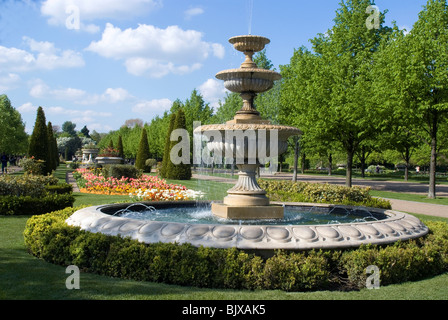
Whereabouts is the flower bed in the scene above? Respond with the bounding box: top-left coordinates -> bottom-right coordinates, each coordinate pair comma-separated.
73,168 -> 203,201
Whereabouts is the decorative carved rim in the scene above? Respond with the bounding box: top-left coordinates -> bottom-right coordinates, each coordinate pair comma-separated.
66,201 -> 429,251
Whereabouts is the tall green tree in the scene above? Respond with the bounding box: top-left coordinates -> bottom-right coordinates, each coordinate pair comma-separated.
183,89 -> 214,136
47,122 -> 58,172
160,112 -> 177,178
0,95 -> 28,155
166,109 -> 191,180
374,0 -> 448,197
282,0 -> 392,187
28,106 -> 49,174
212,92 -> 242,124
116,134 -> 124,159
80,125 -> 90,138
62,121 -> 77,137
135,128 -> 150,172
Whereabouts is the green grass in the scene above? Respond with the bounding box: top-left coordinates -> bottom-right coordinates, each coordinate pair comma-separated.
370,190 -> 448,206
2,165 -> 448,300
1,213 -> 448,300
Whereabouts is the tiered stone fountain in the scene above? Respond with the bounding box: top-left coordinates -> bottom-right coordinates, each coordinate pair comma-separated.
66,35 -> 428,252
195,35 -> 301,220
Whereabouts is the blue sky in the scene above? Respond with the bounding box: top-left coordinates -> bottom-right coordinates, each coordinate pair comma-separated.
0,0 -> 428,134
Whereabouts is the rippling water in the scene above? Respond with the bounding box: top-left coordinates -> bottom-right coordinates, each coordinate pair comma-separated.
113,203 -> 388,226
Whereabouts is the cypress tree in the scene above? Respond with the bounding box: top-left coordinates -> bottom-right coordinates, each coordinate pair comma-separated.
135,128 -> 150,172
28,107 -> 48,174
47,122 -> 57,173
167,108 -> 191,180
117,134 -> 124,159
160,112 -> 177,178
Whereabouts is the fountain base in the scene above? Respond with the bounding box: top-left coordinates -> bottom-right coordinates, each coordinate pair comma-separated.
212,202 -> 284,220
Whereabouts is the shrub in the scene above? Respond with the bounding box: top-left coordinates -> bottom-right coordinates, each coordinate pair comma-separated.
0,174 -> 59,197
0,174 -> 73,215
257,179 -> 391,209
263,250 -> 332,291
102,164 -> 142,180
20,158 -> 45,175
0,193 -> 75,215
23,207 -> 448,292
45,183 -> 73,194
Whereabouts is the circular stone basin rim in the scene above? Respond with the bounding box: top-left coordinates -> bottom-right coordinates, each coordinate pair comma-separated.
65,201 -> 429,251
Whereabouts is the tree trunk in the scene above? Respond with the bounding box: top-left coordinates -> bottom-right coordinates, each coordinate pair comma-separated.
428,111 -> 438,199
360,148 -> 366,178
404,147 -> 410,182
428,135 -> 437,199
346,150 -> 354,188
328,153 -> 333,176
301,152 -> 306,174
293,138 -> 299,182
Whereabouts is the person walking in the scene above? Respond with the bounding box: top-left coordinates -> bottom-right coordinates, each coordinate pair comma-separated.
1,154 -> 8,174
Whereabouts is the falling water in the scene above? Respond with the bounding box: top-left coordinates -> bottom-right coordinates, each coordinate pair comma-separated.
248,0 -> 254,35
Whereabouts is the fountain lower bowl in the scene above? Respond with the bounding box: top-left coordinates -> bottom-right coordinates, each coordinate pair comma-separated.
66,201 -> 429,251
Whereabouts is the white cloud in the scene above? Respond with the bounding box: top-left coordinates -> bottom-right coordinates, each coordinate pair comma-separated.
28,80 -> 132,105
198,78 -> 227,110
86,23 -> 225,78
41,0 -> 161,32
78,87 -> 133,105
0,37 -> 84,73
400,25 -> 411,36
184,7 -> 204,20
29,80 -> 87,100
17,103 -> 112,120
0,73 -> 21,92
132,98 -> 173,115
18,102 -> 38,114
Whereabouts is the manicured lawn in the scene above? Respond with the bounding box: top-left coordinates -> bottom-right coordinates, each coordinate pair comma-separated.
370,190 -> 448,206
2,165 -> 448,300
1,213 -> 448,300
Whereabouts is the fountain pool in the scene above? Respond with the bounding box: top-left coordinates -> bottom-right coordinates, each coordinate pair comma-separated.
66,201 -> 428,251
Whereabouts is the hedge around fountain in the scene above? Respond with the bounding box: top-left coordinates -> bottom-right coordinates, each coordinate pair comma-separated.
24,206 -> 448,291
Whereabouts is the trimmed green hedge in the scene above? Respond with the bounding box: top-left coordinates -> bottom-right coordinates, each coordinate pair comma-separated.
0,193 -> 75,216
258,179 -> 392,209
24,207 -> 448,291
0,174 -> 74,215
102,164 -> 142,179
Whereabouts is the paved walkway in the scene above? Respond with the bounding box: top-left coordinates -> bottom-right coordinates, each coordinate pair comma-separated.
192,173 -> 448,218
66,172 -> 80,192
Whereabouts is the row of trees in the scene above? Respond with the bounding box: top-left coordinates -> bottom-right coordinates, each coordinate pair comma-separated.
279,0 -> 448,198
1,0 -> 446,197
99,0 -> 447,197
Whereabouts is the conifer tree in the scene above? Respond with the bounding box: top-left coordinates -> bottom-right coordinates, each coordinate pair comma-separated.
159,112 -> 177,178
47,122 -> 57,173
117,134 -> 124,159
167,108 -> 191,180
135,128 -> 150,172
28,107 -> 49,174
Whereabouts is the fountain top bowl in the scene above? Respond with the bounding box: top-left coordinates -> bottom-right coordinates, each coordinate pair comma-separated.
229,35 -> 271,53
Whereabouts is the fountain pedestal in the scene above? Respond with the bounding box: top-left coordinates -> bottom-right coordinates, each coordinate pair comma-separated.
212,163 -> 284,220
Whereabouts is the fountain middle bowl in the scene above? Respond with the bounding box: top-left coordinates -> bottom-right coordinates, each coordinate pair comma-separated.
66,201 -> 429,251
